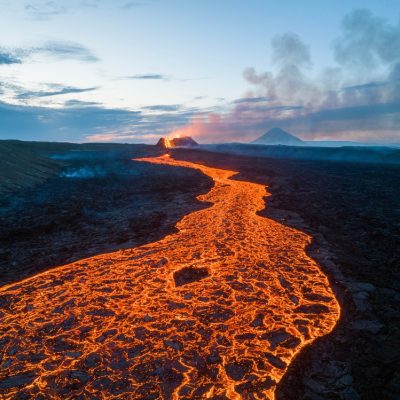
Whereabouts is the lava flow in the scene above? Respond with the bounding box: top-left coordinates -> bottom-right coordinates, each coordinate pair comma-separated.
0,154 -> 340,399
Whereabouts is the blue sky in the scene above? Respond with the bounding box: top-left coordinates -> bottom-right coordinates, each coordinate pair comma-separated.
0,0 -> 400,143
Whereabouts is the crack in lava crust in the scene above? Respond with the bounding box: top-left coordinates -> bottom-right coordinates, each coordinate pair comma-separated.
0,154 -> 340,400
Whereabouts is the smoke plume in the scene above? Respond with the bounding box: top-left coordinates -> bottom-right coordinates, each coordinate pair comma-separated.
171,10 -> 400,144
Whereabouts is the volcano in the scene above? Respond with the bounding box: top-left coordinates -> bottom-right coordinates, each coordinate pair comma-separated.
157,136 -> 198,149
253,127 -> 304,146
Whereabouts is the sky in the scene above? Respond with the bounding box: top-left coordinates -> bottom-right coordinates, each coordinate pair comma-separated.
0,0 -> 399,144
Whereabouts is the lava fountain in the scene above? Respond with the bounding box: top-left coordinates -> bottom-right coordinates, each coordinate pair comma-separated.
0,154 -> 340,399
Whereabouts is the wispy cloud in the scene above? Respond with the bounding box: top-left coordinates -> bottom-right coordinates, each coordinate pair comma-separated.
232,97 -> 271,104
80,0 -> 102,8
64,99 -> 101,107
121,1 -> 154,10
35,40 -> 100,62
23,0 -> 104,19
16,85 -> 98,100
120,73 -> 206,83
0,40 -> 99,64
142,104 -> 181,112
0,50 -> 22,65
341,81 -> 390,92
121,2 -> 143,9
126,73 -> 169,81
25,1 -> 69,20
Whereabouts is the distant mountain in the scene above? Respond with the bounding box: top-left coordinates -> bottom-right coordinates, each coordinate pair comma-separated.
157,136 -> 198,149
252,128 -> 304,146
203,142 -> 400,164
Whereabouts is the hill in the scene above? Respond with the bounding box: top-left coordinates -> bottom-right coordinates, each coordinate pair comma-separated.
0,141 -> 64,194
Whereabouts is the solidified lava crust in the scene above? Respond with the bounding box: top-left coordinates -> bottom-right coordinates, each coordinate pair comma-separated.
174,266 -> 210,287
0,154 -> 340,399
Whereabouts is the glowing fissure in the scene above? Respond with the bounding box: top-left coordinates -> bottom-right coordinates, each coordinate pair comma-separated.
0,154 -> 340,399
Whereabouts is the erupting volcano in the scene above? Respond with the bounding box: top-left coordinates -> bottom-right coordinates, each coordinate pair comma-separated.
157,136 -> 198,149
0,154 -> 340,399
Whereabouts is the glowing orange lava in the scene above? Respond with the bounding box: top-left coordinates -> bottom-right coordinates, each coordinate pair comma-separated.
0,154 -> 340,399
164,138 -> 173,148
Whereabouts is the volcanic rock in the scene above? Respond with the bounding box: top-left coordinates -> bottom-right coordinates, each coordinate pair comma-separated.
173,266 -> 209,286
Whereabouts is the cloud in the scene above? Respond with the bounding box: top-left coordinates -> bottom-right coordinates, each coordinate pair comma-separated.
271,32 -> 311,68
126,73 -> 169,80
341,81 -> 389,91
0,41 -> 99,64
142,104 -> 182,112
64,99 -> 101,107
121,2 -> 143,9
170,99 -> 400,144
0,100 -> 201,143
120,73 -> 206,83
0,50 -> 22,65
232,97 -> 271,104
80,0 -> 101,7
85,133 -> 161,142
121,1 -> 154,9
241,33 -> 318,106
34,40 -> 100,62
0,101 -> 140,141
171,10 -> 400,144
334,9 -> 400,70
23,0 -> 103,19
16,85 -> 98,100
25,1 -> 69,20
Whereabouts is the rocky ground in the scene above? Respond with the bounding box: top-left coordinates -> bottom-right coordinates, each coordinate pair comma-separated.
1,144 -> 399,399
0,146 -> 212,286
172,148 -> 400,400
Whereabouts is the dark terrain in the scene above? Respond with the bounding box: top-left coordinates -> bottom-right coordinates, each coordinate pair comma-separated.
172,148 -> 400,400
0,143 -> 212,285
1,141 -> 399,399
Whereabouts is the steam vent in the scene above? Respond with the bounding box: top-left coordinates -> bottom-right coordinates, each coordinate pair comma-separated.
157,136 -> 198,149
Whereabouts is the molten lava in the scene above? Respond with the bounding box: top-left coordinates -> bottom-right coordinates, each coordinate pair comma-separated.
0,154 -> 340,399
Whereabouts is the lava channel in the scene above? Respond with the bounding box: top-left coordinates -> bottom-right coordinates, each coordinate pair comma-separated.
0,154 -> 340,399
